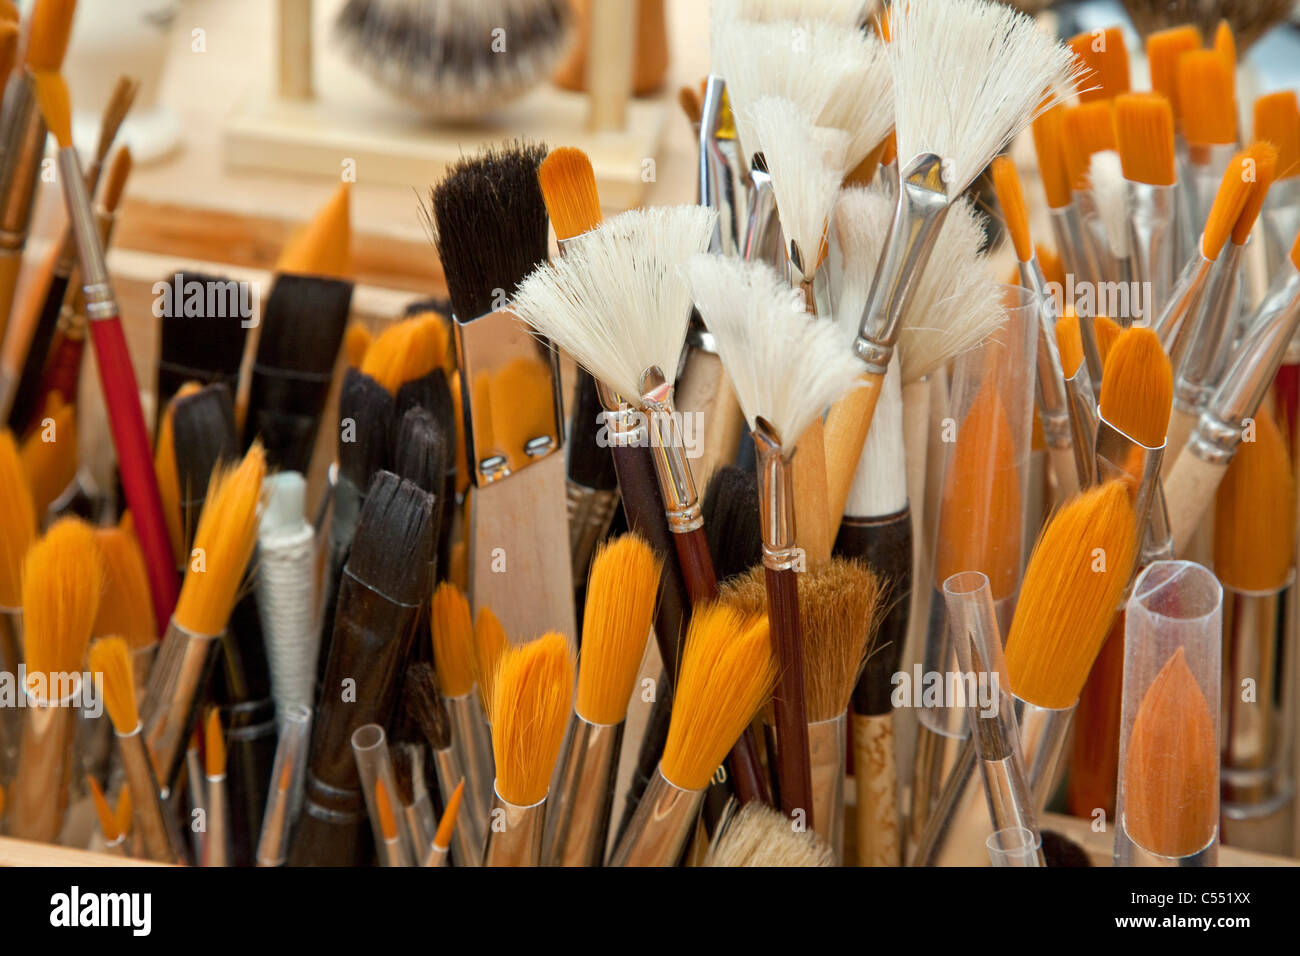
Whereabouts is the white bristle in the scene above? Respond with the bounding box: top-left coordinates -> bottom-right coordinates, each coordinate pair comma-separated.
887,0 -> 1080,191
833,183 -> 1003,383
710,0 -> 870,33
749,96 -> 849,282
682,255 -> 864,447
845,355 -> 906,517
1089,150 -> 1131,259
714,20 -> 894,170
511,206 -> 717,399
704,799 -> 835,866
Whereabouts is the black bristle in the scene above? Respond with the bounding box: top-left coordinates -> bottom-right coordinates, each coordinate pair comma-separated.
703,465 -> 762,583
1041,829 -> 1093,867
392,405 -> 448,498
402,297 -> 453,320
338,368 -> 396,491
389,744 -> 415,806
172,383 -> 239,550
155,271 -> 251,420
403,662 -> 452,751
428,141 -> 550,320
394,368 -> 454,433
567,370 -> 618,491
346,471 -> 435,604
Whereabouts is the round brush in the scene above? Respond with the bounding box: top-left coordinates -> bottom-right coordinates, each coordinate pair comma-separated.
426,778 -> 464,867
202,707 -> 229,866
86,775 -> 126,857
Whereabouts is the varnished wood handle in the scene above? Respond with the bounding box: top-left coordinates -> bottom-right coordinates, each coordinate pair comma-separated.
823,373 -> 885,539
853,711 -> 900,866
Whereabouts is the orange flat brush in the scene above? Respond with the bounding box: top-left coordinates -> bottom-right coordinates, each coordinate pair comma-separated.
1069,26 -> 1130,102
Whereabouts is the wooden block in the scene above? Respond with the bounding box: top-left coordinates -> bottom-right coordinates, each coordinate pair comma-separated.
0,836 -> 172,867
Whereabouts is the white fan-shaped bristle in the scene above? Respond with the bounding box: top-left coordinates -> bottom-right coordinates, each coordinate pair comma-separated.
887,0 -> 1080,191
511,206 -> 717,399
710,0 -> 871,35
682,254 -> 864,447
714,20 -> 893,170
1089,150 -> 1131,259
845,355 -> 906,518
833,182 -> 1003,384
749,96 -> 849,281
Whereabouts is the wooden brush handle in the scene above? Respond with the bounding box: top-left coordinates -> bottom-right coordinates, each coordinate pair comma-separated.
674,349 -> 744,489
1164,447 -> 1228,556
0,251 -> 20,349
793,416 -> 832,570
554,0 -> 670,96
765,565 -> 813,825
823,373 -> 884,539
277,0 -> 313,101
853,711 -> 900,866
585,0 -> 636,132
1162,405 -> 1198,480
673,525 -> 719,605
37,330 -> 84,413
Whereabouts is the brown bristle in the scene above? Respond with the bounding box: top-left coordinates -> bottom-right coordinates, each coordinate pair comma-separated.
539,147 -> 603,242
360,315 -> 447,394
678,85 -> 702,127
434,778 -> 464,850
1069,26 -> 1130,102
1063,101 -> 1117,191
88,635 -> 137,734
1031,104 -> 1073,209
87,776 -> 119,842
1254,91 -> 1300,180
1122,647 -> 1217,857
1115,93 -> 1176,186
113,788 -> 132,838
1146,26 -> 1201,128
1231,142 -> 1277,244
205,707 -> 225,777
22,518 -> 101,687
172,443 -> 266,636
489,632 -> 576,806
430,582 -> 475,698
276,182 -> 351,278
343,322 -> 371,367
991,156 -> 1032,262
0,429 -> 37,608
661,605 -> 777,792
20,399 -> 77,516
1213,20 -> 1236,71
1099,327 -> 1173,446
374,776 -> 399,841
100,146 -> 132,213
1203,144 -> 1270,259
473,605 -> 507,714
1004,481 -> 1138,708
30,70 -> 72,149
94,76 -> 138,168
1178,51 -> 1236,147
92,527 -> 157,649
24,0 -> 76,71
155,382 -> 202,562
1215,405 -> 1295,591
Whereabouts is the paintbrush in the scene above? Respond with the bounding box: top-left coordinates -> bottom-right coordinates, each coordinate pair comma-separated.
0,428 -> 35,771
1090,150 -> 1136,294
201,707 -> 229,866
1145,25 -> 1203,270
391,743 -> 437,863
7,518 -> 99,842
153,382 -> 200,563
1254,91 -> 1300,283
1123,0 -> 1288,49
1115,93 -> 1179,317
86,775 -> 126,856
392,365 -> 457,580
172,382 -> 238,551
18,397 -> 76,518
89,635 -> 181,863
426,778 -> 463,867
473,606 -> 506,718
703,799 -> 834,867
1178,50 -> 1238,232
92,524 -> 157,694
703,465 -> 761,584
610,604 -> 775,866
350,724 -> 413,867
1068,25 -> 1130,103
256,472 -> 318,715
544,534 -> 661,866
31,70 -> 178,628
684,253 -> 863,825
482,632 -> 575,866
1063,101 -> 1119,302
254,703 -> 311,867
1116,561 -> 1222,865
370,776 -> 410,867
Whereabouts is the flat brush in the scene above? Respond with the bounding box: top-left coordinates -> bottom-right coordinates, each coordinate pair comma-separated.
1063,101 -> 1119,300
19,398 -> 76,518
703,799 -> 834,867
393,366 -> 457,581
1068,25 -> 1129,103
153,271 -> 251,426
1115,93 -> 1178,317
173,382 -> 238,551
703,465 -> 761,585
1178,51 -> 1238,233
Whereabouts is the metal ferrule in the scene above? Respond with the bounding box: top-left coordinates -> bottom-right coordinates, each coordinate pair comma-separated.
1048,205 -> 1104,388
1076,188 -> 1117,285
0,75 -> 43,242
542,714 -> 623,866
431,744 -> 482,866
1117,823 -> 1217,866
742,155 -> 784,271
700,75 -> 739,256
447,691 -> 495,838
595,381 -> 648,446
1094,413 -> 1165,545
566,484 -> 620,581
1141,486 -> 1175,564
1064,369 -> 1099,488
1128,181 -> 1177,315
1019,259 -> 1071,450
141,621 -> 220,793
1155,253 -> 1212,359
8,683 -> 78,842
1260,178 -> 1300,281
56,149 -> 114,308
607,767 -> 705,867
1175,242 -> 1244,410
753,419 -> 797,570
482,787 -> 547,866
853,153 -> 951,374
118,726 -> 182,863
808,713 -> 847,864
640,366 -> 702,534
1014,698 -> 1076,812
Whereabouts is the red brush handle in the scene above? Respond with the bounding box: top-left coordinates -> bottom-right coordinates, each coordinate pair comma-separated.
88,314 -> 178,630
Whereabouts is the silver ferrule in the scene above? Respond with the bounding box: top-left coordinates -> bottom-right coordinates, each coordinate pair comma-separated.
742,155 -> 784,271
482,786 -> 547,866
1128,181 -> 1177,316
432,744 -> 482,867
1065,369 -> 1100,488
567,483 -> 620,581
205,774 -> 229,866
640,366 -> 703,533
1094,413 -> 1165,544
447,691 -> 494,840
1155,253 -> 1212,358
542,714 -> 623,866
1048,205 -> 1104,388
1020,259 -> 1071,449
1117,822 -> 1218,866
119,726 -> 182,864
607,767 -> 705,867
1076,188 -> 1117,286
700,75 -> 739,257
141,620 -> 219,793
423,843 -> 450,867
1141,484 -> 1176,565
1175,241 -> 1244,408
853,153 -> 950,374
808,713 -> 847,864
55,148 -> 113,301
595,380 -> 649,446
1014,698 -> 1077,812
753,419 -> 797,570
0,74 -> 43,241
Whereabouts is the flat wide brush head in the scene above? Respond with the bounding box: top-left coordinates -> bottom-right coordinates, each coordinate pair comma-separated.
22,518 -> 101,689
704,800 -> 834,866
511,205 -> 715,399
1215,405 -> 1295,592
392,405 -> 448,498
92,527 -> 157,649
490,632 -> 576,806
1178,50 -> 1236,147
1115,93 -> 1176,187
402,661 -> 453,751
173,383 -> 239,522
1004,481 -> 1138,708
1069,25 -> 1130,102
338,368 -> 395,492
361,315 -> 448,395
0,429 -> 36,609
348,470 -> 435,604
155,272 -> 250,409
1062,101 -> 1116,193
576,534 -> 662,725
539,146 -> 601,241
1254,91 -> 1300,180
88,636 -> 136,735
1031,104 -> 1073,210
431,582 -> 475,699
1099,327 -> 1173,447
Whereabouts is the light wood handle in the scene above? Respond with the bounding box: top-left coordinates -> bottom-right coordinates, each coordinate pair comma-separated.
674,349 -> 743,490
0,251 -> 21,349
277,0 -> 313,101
824,373 -> 884,538
1164,445 -> 1228,556
853,711 -> 900,866
1161,405 -> 1197,480
793,416 -> 832,570
585,0 -> 636,132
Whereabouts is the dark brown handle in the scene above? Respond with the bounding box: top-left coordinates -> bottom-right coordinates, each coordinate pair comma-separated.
766,565 -> 813,826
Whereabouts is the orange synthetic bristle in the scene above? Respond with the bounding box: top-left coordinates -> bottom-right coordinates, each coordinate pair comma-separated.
22,518 -> 101,690
934,378 -> 1023,600
1231,143 -> 1277,245
20,399 -> 77,516
1146,26 -> 1201,128
1215,405 -> 1295,592
155,382 -> 202,559
0,23 -> 18,88
1055,313 -> 1085,378
434,778 -> 464,850
473,605 -> 507,714
0,429 -> 36,609
172,443 -> 266,637
539,147 -> 603,242
1115,93 -> 1176,187
1031,105 -> 1073,209
1095,315 -> 1122,364
489,632 -> 576,806
30,70 -> 72,149
1201,147 -> 1260,259
89,635 -> 137,734
87,776 -> 120,842
1037,245 -> 1065,291
360,315 -> 447,394
1063,101 -> 1117,192
1099,327 -> 1173,447
575,534 -> 662,725
1214,20 -> 1236,71
343,322 -> 371,367
276,182 -> 351,278
113,787 -> 132,837
991,156 -> 1032,263
24,0 -> 76,71
1122,647 -> 1217,857
1069,26 -> 1130,102
205,707 -> 226,777
93,527 -> 157,649
1254,91 -> 1300,180
1178,51 -> 1236,147
430,582 -> 475,698
1291,229 -> 1300,272
661,606 -> 776,792
1004,481 -> 1138,709
0,2 -> 15,22
880,130 -> 897,167
374,776 -> 399,841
